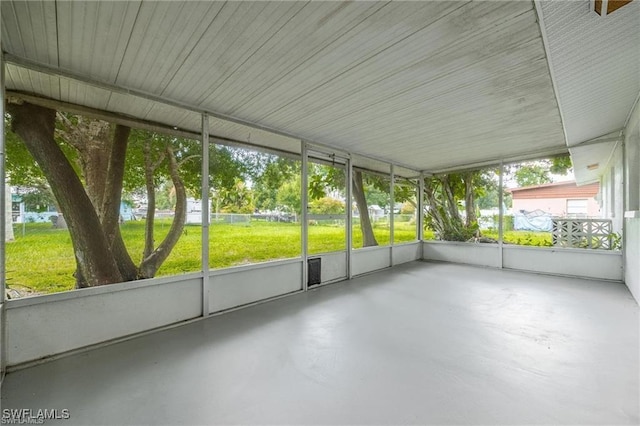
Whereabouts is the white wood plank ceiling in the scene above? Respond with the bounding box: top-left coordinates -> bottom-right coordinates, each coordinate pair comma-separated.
540,0 -> 639,147
2,1 -> 575,173
539,0 -> 640,185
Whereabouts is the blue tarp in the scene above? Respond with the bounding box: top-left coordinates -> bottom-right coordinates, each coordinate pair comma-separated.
513,209 -> 553,232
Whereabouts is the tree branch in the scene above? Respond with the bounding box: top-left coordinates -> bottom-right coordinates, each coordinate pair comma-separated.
139,145 -> 187,278
177,154 -> 200,168
143,139 -> 157,259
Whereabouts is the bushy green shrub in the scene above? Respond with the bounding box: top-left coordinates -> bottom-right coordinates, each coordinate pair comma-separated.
483,230 -> 552,246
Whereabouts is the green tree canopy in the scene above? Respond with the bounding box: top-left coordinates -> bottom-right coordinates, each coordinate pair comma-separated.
513,163 -> 551,187
510,156 -> 573,188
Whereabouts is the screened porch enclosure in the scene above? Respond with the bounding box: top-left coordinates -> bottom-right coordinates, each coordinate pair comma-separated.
0,1 -> 639,425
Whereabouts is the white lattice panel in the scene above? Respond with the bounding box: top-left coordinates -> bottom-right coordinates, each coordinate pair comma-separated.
552,219 -> 613,249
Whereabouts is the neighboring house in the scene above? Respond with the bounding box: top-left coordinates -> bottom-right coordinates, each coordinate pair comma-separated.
509,181 -> 600,219
185,198 -> 202,224
14,201 -> 136,223
367,204 -> 385,221
6,186 -> 15,241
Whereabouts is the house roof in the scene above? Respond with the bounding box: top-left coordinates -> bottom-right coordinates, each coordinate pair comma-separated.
1,1 -> 638,175
508,181 -> 599,199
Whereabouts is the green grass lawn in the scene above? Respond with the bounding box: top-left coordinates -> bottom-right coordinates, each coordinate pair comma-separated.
6,220 -> 419,295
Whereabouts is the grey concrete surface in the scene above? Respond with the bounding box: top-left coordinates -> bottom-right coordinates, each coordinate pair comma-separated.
1,261 -> 638,425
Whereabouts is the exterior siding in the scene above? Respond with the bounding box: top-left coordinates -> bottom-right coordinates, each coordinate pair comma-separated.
512,197 -> 600,218
510,181 -> 600,218
600,145 -> 625,233
623,94 -> 640,304
510,181 -> 599,199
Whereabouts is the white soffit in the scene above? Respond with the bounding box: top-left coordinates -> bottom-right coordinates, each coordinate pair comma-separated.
569,132 -> 622,185
539,0 -> 640,147
2,1 -> 567,172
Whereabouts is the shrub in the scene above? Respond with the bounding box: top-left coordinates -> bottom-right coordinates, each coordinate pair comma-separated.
493,214 -> 514,232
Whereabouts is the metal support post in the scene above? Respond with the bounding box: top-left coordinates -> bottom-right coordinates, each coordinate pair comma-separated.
346,157 -> 353,279
301,142 -> 309,291
201,113 -> 210,316
390,164 -> 395,266
621,138 -> 627,276
1,53 -> 6,380
418,173 -> 425,260
498,160 -> 504,269
418,173 -> 425,242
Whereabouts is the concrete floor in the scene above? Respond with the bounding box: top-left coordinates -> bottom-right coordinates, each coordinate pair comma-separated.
2,261 -> 639,425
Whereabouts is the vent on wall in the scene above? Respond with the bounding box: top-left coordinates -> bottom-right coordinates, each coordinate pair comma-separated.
308,258 -> 321,287
592,0 -> 633,16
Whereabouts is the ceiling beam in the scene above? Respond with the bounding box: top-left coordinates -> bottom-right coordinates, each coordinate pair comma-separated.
4,54 -> 420,174
6,90 -> 200,140
6,91 -> 298,160
534,0 -> 569,148
3,53 -> 305,141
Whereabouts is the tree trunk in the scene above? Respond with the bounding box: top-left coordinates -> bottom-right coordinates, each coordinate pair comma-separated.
463,172 -> 477,227
81,142 -> 110,220
424,176 -> 471,241
143,139 -> 158,260
9,102 -> 123,287
53,213 -> 68,229
57,113 -> 138,283
424,178 -> 446,235
352,170 -> 378,247
100,125 -> 138,281
139,146 -> 187,278
440,175 -> 461,221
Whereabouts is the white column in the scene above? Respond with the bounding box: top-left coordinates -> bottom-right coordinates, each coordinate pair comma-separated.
498,161 -> 504,269
1,49 -> 7,379
201,113 -> 210,316
418,173 -> 425,261
418,173 -> 425,242
301,142 -> 309,291
621,140 -> 626,275
626,136 -> 640,211
346,156 -> 353,279
389,164 -> 395,266
1,56 -> 6,304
